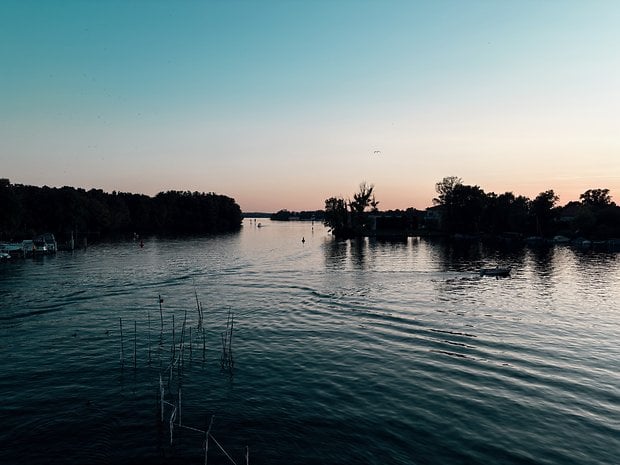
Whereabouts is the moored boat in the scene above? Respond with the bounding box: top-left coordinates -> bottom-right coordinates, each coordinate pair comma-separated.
480,266 -> 511,278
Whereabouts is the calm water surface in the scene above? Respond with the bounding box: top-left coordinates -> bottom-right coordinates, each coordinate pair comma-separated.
1,219 -> 619,464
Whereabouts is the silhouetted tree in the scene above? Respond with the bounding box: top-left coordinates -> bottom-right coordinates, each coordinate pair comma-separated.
530,190 -> 559,236
324,196 -> 349,237
580,188 -> 615,210
433,176 -> 463,206
1,182 -> 241,240
270,209 -> 291,221
482,192 -> 530,235
432,177 -> 487,234
0,179 -> 21,240
350,182 -> 375,213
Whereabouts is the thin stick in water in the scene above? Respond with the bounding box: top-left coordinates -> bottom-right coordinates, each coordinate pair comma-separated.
204,415 -> 215,465
172,313 -> 176,358
119,317 -> 124,366
147,305 -> 151,364
202,330 -> 206,362
160,374 -> 165,422
159,294 -> 164,329
189,327 -> 193,360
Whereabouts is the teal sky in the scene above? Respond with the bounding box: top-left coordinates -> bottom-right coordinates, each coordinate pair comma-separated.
2,1 -> 619,211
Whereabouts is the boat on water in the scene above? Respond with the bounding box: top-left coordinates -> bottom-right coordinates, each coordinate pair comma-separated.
480,266 -> 511,278
0,242 -> 26,257
0,233 -> 57,258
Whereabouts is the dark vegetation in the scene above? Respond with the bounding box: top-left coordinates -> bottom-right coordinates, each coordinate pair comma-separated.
0,179 -> 242,242
270,209 -> 324,221
324,178 -> 620,241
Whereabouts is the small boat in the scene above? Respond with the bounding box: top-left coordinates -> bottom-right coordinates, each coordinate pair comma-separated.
0,242 -> 26,258
480,267 -> 511,278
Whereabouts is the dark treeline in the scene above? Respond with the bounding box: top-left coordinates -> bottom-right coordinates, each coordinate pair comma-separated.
325,178 -> 620,240
0,179 -> 242,241
270,209 -> 324,221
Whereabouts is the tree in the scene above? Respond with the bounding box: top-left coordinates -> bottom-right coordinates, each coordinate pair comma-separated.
324,196 -> 349,236
530,190 -> 559,236
483,192 -> 530,234
433,176 -> 463,206
324,182 -> 379,237
370,194 -> 379,212
350,182 -> 375,213
3,183 -> 242,240
432,177 -> 489,234
580,188 -> 615,209
0,179 -> 21,239
445,183 -> 487,233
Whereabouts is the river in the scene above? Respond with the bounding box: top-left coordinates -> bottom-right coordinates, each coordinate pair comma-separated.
1,219 -> 619,464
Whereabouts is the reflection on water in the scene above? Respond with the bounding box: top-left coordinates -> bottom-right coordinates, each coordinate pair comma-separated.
1,219 -> 619,465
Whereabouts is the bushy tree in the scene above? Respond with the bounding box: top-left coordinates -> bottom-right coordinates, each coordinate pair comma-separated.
580,188 -> 615,209
324,182 -> 378,237
350,182 -> 375,213
433,176 -> 463,206
324,196 -> 349,236
530,190 -> 559,236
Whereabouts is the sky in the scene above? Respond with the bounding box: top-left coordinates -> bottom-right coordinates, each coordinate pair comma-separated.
1,1 -> 619,212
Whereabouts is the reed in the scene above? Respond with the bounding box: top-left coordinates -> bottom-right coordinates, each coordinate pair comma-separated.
149,295 -> 249,463
160,375 -> 165,422
158,294 -> 164,329
194,280 -> 204,330
119,317 -> 124,366
205,415 -> 214,465
189,327 -> 193,360
203,330 -> 206,362
147,304 -> 152,364
220,308 -> 234,370
172,313 -> 176,359
180,309 -> 188,367
169,405 -> 177,445
178,388 -> 182,426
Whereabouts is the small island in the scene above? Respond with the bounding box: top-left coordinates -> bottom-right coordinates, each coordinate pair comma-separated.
321,178 -> 620,250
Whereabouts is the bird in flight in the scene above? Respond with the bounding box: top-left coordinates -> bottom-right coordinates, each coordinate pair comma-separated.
373,150 -> 381,155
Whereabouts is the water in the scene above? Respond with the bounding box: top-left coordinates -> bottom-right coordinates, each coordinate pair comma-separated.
1,219 -> 619,464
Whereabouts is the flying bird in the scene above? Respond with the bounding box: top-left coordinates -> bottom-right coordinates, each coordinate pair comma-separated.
373,150 -> 381,155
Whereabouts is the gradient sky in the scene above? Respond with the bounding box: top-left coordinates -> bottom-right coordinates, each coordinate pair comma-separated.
2,1 -> 619,212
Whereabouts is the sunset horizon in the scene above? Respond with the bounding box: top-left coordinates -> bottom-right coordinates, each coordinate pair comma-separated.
3,1 -> 619,212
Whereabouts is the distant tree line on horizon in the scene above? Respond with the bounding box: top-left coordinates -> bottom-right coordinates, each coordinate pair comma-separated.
324,178 -> 620,240
0,179 -> 242,242
270,209 -> 324,221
